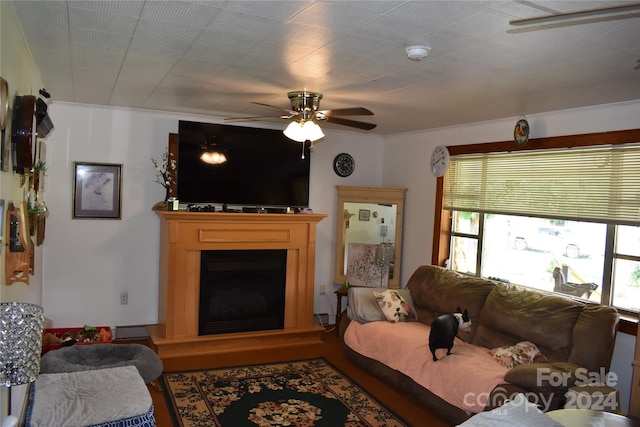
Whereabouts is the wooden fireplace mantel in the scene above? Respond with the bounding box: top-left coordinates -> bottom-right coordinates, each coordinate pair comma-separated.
148,208 -> 327,362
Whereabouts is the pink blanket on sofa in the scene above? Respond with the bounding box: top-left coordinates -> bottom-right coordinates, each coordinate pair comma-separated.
344,320 -> 507,413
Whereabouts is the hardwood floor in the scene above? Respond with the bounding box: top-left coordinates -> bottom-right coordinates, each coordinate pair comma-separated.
134,327 -> 454,427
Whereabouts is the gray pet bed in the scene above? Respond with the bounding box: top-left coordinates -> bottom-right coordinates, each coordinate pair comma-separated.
40,343 -> 163,384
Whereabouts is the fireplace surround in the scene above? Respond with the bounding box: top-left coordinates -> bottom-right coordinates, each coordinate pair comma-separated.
148,208 -> 326,360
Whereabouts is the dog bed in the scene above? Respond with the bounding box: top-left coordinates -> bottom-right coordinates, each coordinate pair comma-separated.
26,365 -> 155,427
40,343 -> 163,384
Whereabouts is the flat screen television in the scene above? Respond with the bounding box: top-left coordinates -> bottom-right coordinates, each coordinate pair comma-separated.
177,121 -> 310,208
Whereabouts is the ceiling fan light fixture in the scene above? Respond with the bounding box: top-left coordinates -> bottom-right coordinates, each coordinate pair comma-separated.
283,120 -> 324,143
405,45 -> 431,61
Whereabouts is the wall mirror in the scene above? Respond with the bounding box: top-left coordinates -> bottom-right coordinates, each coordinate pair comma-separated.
334,186 -> 407,289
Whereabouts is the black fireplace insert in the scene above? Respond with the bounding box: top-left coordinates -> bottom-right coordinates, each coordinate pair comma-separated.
199,249 -> 287,335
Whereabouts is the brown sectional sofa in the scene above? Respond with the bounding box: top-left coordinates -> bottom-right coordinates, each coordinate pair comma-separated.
339,265 -> 620,424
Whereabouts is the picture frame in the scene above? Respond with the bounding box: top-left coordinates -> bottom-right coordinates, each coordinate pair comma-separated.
359,209 -> 370,221
73,162 -> 122,219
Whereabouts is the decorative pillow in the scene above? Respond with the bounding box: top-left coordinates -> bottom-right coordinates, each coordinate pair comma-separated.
347,287 -> 418,323
373,289 -> 417,323
490,341 -> 548,369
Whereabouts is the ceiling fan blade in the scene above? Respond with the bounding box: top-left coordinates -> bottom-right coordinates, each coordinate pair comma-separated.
324,116 -> 377,131
252,102 -> 297,115
224,115 -> 285,122
509,3 -> 640,26
317,107 -> 374,117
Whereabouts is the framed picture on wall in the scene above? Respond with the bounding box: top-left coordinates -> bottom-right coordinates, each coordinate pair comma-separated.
359,209 -> 370,221
73,162 -> 122,219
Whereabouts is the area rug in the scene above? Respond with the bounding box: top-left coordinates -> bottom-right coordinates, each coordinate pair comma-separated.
162,358 -> 409,427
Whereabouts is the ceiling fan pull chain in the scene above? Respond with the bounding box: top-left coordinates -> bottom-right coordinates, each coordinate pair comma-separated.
301,140 -> 306,159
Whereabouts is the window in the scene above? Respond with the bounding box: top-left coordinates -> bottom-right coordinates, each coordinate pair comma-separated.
449,211 -> 640,314
433,129 -> 640,316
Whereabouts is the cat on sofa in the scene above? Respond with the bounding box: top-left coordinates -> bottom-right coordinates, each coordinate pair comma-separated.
429,307 -> 471,361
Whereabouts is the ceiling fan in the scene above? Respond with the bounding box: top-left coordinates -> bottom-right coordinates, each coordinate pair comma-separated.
225,91 -> 376,143
509,2 -> 640,28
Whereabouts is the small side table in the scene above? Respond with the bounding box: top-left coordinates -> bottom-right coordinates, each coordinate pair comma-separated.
335,287 -> 349,337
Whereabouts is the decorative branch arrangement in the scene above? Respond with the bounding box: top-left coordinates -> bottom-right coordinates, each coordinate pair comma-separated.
151,149 -> 176,201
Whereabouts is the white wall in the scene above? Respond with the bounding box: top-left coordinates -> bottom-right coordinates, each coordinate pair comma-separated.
382,99 -> 640,412
42,102 -> 384,328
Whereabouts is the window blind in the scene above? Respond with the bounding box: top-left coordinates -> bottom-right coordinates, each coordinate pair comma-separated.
443,144 -> 640,225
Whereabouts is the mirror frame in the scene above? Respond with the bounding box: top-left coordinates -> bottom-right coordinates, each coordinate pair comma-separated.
334,186 -> 407,289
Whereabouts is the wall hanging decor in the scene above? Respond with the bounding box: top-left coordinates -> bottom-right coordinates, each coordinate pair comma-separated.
73,162 -> 122,219
514,116 -> 530,146
11,95 -> 36,175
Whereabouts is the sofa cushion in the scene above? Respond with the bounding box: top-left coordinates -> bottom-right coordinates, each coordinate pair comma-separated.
473,282 -> 583,361
490,341 -> 548,369
347,287 -> 417,323
567,303 -> 619,372
406,266 -> 494,339
374,289 -> 417,323
504,362 -> 582,389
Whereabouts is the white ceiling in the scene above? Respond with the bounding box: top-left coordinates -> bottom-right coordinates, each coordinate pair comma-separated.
11,0 -> 640,135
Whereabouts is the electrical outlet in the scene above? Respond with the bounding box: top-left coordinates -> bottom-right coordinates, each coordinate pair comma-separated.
120,292 -> 128,305
320,285 -> 326,295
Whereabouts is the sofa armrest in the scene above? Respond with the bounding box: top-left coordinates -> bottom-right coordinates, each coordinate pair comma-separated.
504,362 -> 582,389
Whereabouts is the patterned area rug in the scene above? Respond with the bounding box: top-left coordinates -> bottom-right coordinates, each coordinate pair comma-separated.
162,358 -> 409,427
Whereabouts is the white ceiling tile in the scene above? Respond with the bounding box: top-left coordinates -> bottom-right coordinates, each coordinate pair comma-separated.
139,1 -> 220,27
68,7 -> 138,34
205,9 -> 282,37
350,14 -> 437,45
385,0 -> 489,27
71,43 -> 125,70
72,67 -> 118,104
287,2 -> 381,32
219,1 -> 314,21
11,0 -> 640,135
70,1 -> 144,17
70,28 -> 131,50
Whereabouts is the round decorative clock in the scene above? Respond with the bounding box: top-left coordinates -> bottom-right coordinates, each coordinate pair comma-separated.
333,153 -> 355,177
514,118 -> 530,146
430,145 -> 450,177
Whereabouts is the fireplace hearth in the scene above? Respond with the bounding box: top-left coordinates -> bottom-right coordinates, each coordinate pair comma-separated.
199,250 -> 286,335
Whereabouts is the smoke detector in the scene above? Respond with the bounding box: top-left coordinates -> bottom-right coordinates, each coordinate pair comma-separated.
405,45 -> 431,61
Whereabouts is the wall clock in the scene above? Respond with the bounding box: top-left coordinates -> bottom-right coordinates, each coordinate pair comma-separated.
430,145 -> 450,177
333,153 -> 355,177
